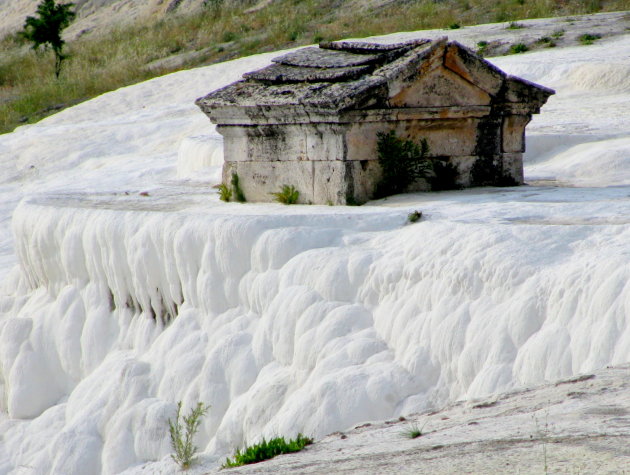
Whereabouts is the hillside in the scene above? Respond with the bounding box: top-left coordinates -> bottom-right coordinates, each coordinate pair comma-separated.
1,1 -> 629,134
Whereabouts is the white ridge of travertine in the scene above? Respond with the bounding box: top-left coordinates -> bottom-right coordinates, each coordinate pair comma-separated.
0,23 -> 629,475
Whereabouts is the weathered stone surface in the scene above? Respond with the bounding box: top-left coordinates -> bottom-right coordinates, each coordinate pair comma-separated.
501,152 -> 525,184
319,39 -> 429,54
346,118 -> 482,160
389,65 -> 491,107
272,47 -> 382,68
223,161 -> 316,203
219,123 -> 347,162
505,76 -> 554,109
501,114 -> 531,153
243,63 -> 373,83
444,42 -> 505,95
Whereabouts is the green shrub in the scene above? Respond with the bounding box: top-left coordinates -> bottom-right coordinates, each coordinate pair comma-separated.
509,43 -> 528,54
169,401 -> 210,470
231,173 -> 246,202
375,130 -> 432,198
407,211 -> 422,223
476,40 -> 488,56
217,183 -> 232,202
506,21 -> 525,29
579,33 -> 601,45
272,184 -> 300,204
448,22 -> 461,29
551,29 -> 565,39
431,160 -> 461,190
223,434 -> 313,468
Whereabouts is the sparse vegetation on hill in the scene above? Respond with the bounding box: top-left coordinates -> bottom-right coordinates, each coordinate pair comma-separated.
1,0 -> 629,134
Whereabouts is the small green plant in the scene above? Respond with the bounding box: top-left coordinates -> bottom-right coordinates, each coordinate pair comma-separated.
401,421 -> 427,439
578,33 -> 601,45
20,0 -> 76,78
375,130 -> 432,198
509,43 -> 529,54
537,36 -> 556,47
448,22 -> 461,29
551,29 -> 565,39
271,184 -> 300,204
231,173 -> 246,202
407,211 -> 422,223
169,401 -> 210,470
217,183 -> 232,202
506,21 -> 525,29
431,160 -> 460,190
476,40 -> 488,56
222,434 -> 313,468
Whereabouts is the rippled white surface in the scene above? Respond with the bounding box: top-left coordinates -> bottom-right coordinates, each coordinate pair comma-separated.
0,30 -> 628,475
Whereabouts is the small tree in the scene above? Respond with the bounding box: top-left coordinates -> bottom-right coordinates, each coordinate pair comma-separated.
169,401 -> 210,470
21,0 -> 76,78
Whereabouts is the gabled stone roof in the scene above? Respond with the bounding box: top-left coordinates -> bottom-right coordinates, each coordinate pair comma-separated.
196,38 -> 554,121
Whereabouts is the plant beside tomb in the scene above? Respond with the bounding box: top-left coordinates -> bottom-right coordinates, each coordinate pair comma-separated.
272,185 -> 300,204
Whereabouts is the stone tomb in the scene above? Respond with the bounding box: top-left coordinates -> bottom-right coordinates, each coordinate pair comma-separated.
196,38 -> 554,205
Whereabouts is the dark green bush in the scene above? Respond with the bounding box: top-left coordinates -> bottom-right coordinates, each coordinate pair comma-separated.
223,434 -> 313,468
579,33 -> 601,45
231,173 -> 246,202
509,43 -> 528,54
375,130 -> 432,198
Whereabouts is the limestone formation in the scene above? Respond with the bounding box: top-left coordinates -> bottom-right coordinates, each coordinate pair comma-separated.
196,38 -> 554,205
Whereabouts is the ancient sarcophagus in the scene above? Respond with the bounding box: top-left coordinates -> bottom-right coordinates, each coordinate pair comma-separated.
196,38 -> 554,204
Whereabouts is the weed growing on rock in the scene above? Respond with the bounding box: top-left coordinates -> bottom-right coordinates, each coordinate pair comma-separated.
375,130 -> 431,198
222,434 -> 313,468
551,29 -> 565,39
272,184 -> 300,204
217,183 -> 232,202
401,421 -> 427,439
579,33 -> 601,45
476,40 -> 488,56
407,211 -> 422,223
231,173 -> 246,202
509,43 -> 529,54
506,21 -> 525,29
169,401 -> 210,470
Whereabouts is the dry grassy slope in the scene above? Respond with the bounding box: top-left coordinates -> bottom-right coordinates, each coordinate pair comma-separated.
0,0 -> 209,37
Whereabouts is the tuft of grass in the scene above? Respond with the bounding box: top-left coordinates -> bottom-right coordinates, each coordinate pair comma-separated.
407,210 -> 422,223
551,28 -> 565,39
222,434 -> 313,468
217,183 -> 232,202
401,421 -> 427,439
537,36 -> 556,47
231,173 -> 246,202
271,184 -> 300,204
448,22 -> 461,29
509,43 -> 529,54
578,33 -> 601,45
506,21 -> 525,29
476,40 -> 488,56
169,401 -> 210,470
